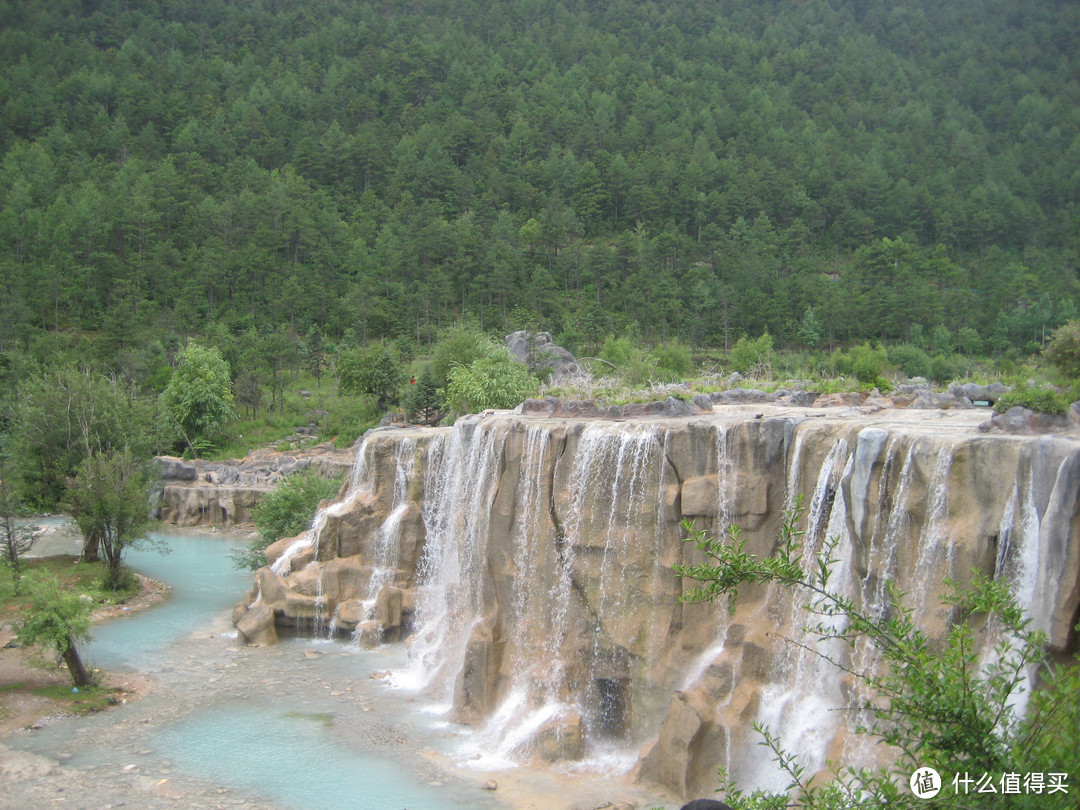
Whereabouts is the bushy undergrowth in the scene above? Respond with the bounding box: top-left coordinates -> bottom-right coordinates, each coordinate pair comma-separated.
232,469 -> 344,570
994,384 -> 1072,416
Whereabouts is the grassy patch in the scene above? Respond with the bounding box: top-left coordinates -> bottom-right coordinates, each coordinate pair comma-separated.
207,372 -> 376,460
28,683 -> 121,714
0,557 -> 140,614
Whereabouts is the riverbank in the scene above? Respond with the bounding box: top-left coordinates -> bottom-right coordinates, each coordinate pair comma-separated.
1,526 -> 674,809
0,568 -> 167,739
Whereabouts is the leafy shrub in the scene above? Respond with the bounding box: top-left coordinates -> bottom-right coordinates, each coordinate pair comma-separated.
160,341 -> 236,454
430,325 -> 492,389
994,383 -> 1069,415
335,345 -> 405,410
599,335 -> 637,369
887,343 -> 931,379
830,342 -> 887,383
649,340 -> 693,382
442,346 -> 539,413
1043,320 -> 1080,380
729,332 -> 774,375
929,352 -> 964,384
598,335 -> 657,384
233,469 -> 344,570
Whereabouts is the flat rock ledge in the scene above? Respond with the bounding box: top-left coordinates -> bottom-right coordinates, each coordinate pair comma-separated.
153,442 -> 353,527
519,381 -> 998,420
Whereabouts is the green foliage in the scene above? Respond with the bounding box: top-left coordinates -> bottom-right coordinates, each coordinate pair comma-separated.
335,345 -> 406,411
830,343 -> 888,384
930,352 -> 965,385
1043,321 -> 1080,380
442,347 -> 540,413
797,307 -> 824,350
160,341 -> 236,455
0,0 -> 1078,384
236,469 -> 343,570
599,336 -> 637,369
596,335 -> 657,384
15,575 -> 95,687
9,365 -> 155,510
729,333 -> 775,375
65,448 -> 158,592
649,340 -> 694,382
887,344 -> 932,380
430,325 -> 492,390
994,384 -> 1070,416
403,367 -> 442,426
957,327 -> 984,357
676,501 -> 1079,809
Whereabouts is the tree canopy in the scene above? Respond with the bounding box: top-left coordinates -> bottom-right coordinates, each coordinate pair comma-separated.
0,0 -> 1076,365
160,340 -> 236,454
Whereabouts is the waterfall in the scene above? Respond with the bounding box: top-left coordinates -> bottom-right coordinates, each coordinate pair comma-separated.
782,426 -> 806,511
245,408 -> 1080,798
363,438 -> 418,617
715,423 -> 736,533
397,418 -> 508,695
910,447 -> 955,610
271,439 -> 375,577
860,439 -> 914,619
736,435 -> 856,790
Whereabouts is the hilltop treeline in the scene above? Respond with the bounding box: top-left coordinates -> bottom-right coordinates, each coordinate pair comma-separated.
2,0 -> 1079,367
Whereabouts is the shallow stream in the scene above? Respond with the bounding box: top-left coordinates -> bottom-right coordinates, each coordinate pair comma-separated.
5,529 -> 665,810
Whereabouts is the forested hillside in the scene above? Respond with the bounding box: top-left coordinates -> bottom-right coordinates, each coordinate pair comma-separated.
1,0 -> 1078,365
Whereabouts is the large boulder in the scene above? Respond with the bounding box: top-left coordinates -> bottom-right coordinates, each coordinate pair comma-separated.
978,405 -> 1070,434
235,602 -> 279,645
634,692 -> 705,797
536,710 -> 585,762
505,331 -> 583,383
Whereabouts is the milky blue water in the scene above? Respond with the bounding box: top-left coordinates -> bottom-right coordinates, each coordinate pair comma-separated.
155,700 -> 455,810
44,529 -> 500,809
85,530 -> 250,670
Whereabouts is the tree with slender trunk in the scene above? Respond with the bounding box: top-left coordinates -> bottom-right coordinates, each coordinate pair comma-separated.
65,449 -> 156,592
16,577 -> 94,688
0,453 -> 37,595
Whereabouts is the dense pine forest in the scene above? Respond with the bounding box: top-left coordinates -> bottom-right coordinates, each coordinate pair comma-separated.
1,0 -> 1079,404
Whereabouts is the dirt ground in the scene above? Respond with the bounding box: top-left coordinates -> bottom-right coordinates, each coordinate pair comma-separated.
0,572 -> 166,738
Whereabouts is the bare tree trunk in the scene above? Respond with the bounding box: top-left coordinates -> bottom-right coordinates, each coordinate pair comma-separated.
81,526 -> 100,563
62,638 -> 94,687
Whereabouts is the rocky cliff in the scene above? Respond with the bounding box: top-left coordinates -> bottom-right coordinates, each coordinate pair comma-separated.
155,444 -> 353,527
232,404 -> 1080,797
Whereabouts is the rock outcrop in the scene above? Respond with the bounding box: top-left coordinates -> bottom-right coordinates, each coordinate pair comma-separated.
234,404 -> 1080,798
504,330 -> 584,382
155,443 -> 353,527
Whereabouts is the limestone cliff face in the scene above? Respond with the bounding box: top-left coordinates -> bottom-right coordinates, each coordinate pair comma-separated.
233,407 -> 1080,798
155,444 -> 353,527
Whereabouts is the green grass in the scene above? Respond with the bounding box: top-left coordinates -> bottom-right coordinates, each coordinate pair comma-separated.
205,371 -> 379,460
28,683 -> 121,714
0,557 -> 141,613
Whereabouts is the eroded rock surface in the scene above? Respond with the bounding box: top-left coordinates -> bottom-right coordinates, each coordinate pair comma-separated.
155,443 -> 352,527
233,404 -> 1080,799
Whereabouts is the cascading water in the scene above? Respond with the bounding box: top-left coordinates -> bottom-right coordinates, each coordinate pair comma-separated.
748,442 -> 857,790
398,418 -> 508,696
247,407 -> 1080,800
714,423 -> 736,533
910,446 -> 956,611
361,437 -> 418,625
271,440 -> 375,577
